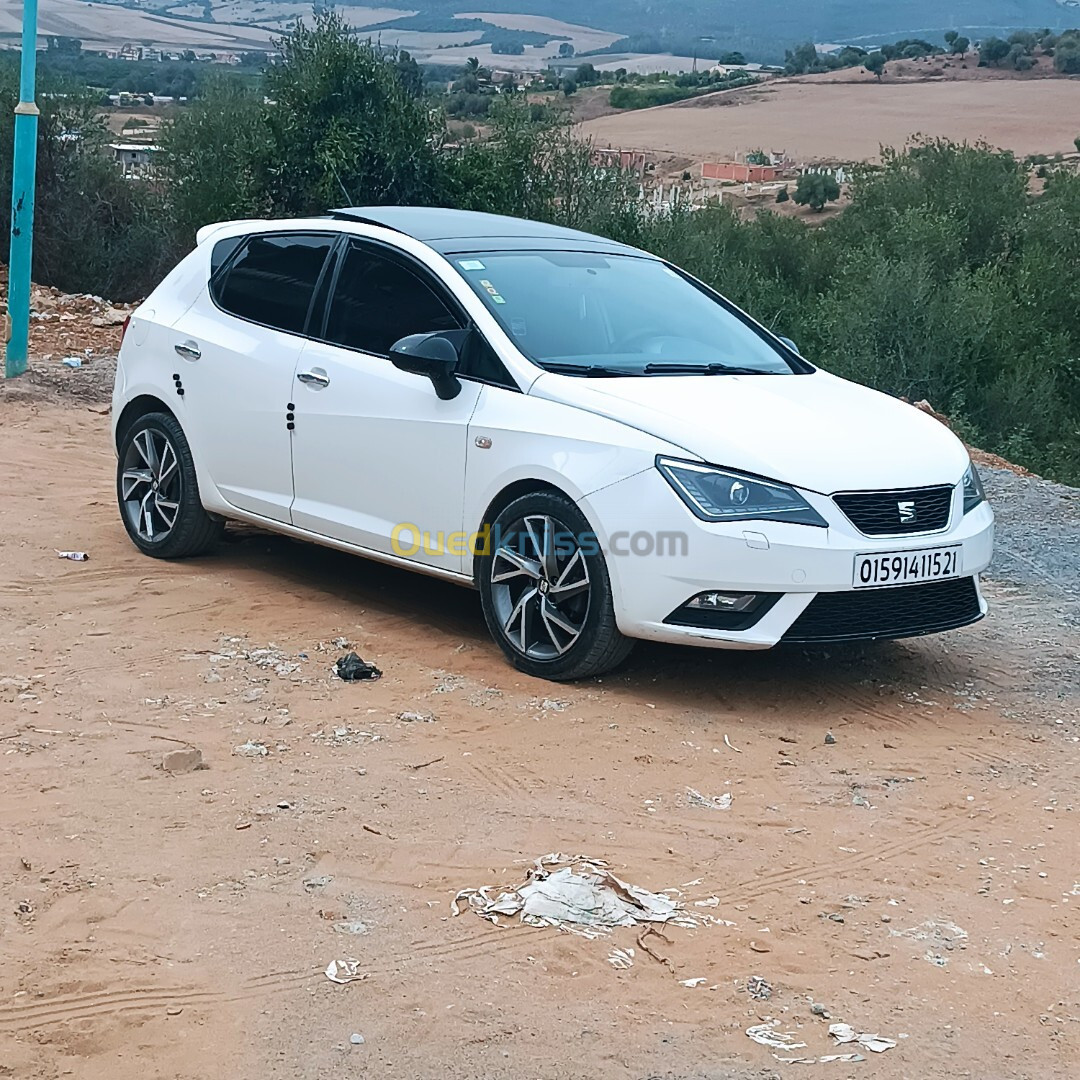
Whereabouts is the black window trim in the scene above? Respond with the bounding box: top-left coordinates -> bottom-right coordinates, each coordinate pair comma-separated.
208,229 -> 340,340
312,235 -> 522,393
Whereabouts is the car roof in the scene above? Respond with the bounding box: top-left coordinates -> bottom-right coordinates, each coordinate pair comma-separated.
330,206 -> 644,257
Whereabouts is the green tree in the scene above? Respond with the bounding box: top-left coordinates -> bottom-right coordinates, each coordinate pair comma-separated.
558,42 -> 575,58
1055,42 -> 1080,74
944,30 -> 958,48
775,185 -> 789,203
978,37 -> 1011,66
793,171 -> 841,212
393,50 -> 423,98
951,35 -> 970,56
864,52 -> 886,80
1074,135 -> 1080,153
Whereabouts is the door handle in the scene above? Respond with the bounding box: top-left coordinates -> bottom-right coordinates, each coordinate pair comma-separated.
296,370 -> 330,389
174,340 -> 201,361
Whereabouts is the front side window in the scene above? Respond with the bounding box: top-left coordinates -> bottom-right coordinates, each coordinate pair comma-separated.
451,251 -> 802,376
325,242 -> 461,356
212,233 -> 334,336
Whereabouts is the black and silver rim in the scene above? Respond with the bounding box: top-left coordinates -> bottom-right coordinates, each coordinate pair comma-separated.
490,514 -> 591,660
121,427 -> 182,543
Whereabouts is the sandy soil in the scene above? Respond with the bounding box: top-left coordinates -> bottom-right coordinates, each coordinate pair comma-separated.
579,77 -> 1080,163
1,353 -> 1079,1078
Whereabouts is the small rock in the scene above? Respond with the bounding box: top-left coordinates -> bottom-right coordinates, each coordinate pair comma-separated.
166,1006 -> 183,1016
350,1033 -> 365,1045
276,801 -> 292,810
161,747 -> 203,773
824,731 -> 837,745
397,710 -> 434,723
241,688 -> 265,703
810,1002 -> 830,1018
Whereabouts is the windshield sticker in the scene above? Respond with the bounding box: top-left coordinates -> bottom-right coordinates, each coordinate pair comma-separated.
491,295 -> 506,304
510,317 -> 527,337
458,259 -> 486,271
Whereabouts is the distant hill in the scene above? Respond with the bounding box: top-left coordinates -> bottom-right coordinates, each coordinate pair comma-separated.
377,1 -> 1079,60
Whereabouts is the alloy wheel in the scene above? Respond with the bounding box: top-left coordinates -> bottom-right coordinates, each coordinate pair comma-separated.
120,427 -> 183,543
489,514 -> 592,660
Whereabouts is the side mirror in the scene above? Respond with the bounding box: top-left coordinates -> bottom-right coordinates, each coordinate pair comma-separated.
389,332 -> 462,400
777,335 -> 801,356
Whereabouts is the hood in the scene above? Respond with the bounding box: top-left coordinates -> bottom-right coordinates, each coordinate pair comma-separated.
530,369 -> 969,493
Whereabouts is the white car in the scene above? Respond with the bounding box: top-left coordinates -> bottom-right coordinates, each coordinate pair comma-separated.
112,208 -> 994,680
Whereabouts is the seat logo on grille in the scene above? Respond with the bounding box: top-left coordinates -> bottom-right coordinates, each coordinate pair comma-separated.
897,500 -> 917,523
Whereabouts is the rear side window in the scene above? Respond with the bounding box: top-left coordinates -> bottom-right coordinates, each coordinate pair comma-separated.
324,241 -> 461,355
212,233 -> 334,336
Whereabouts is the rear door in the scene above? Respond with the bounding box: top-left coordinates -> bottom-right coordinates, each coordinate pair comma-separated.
172,231 -> 336,522
288,239 -> 483,574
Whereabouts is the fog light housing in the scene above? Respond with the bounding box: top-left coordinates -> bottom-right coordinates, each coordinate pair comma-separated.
686,591 -> 761,613
665,590 -> 782,631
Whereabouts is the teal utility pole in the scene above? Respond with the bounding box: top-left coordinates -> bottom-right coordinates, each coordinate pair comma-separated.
5,0 -> 40,379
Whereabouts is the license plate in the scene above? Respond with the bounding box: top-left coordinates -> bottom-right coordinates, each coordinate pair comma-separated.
853,546 -> 962,589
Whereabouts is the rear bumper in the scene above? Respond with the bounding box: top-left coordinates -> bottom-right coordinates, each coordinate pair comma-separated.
579,468 -> 994,649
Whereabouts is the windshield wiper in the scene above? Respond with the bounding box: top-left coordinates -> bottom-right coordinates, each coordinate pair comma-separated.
642,362 -> 778,375
540,362 -> 641,378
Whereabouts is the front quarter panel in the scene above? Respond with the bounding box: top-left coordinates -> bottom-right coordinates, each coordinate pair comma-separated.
463,387 -> 678,576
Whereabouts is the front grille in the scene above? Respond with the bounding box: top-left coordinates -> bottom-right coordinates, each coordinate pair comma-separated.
782,577 -> 982,644
833,486 -> 953,535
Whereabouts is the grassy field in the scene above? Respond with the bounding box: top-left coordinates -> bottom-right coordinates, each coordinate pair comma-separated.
579,74 -> 1080,162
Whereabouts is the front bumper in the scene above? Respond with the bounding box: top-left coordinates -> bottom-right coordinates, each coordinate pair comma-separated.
580,468 -> 994,649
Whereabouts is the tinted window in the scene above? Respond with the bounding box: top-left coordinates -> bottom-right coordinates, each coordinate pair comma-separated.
213,233 -> 334,336
325,242 -> 460,355
210,235 -> 243,277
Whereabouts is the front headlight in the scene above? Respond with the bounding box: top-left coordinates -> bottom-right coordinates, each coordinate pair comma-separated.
656,457 -> 828,527
962,463 -> 985,514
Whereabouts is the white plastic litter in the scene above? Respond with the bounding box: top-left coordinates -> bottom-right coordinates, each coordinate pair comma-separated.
687,788 -> 732,810
829,1023 -> 897,1053
607,947 -> 635,969
56,550 -> 89,561
453,854 -> 681,937
325,958 -> 368,984
678,977 -> 707,987
746,1020 -> 807,1051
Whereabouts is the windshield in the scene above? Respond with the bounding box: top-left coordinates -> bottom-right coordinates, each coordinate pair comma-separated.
451,251 -> 800,375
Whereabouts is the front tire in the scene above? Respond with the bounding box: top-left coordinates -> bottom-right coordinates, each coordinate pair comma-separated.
477,491 -> 633,681
116,411 -> 223,559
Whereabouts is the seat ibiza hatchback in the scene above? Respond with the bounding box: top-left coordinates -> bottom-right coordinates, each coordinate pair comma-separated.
112,207 -> 994,680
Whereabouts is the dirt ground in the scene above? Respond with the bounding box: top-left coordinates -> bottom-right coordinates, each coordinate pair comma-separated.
578,76 -> 1080,163
2,362 -> 1079,1079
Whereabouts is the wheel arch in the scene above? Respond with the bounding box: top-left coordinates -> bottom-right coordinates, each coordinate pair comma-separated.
471,478 -> 591,586
115,395 -> 178,451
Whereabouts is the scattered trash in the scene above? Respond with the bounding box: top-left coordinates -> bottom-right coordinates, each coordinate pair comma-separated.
325,958 -> 368,984
679,977 -> 707,987
397,710 -> 435,723
335,653 -> 381,681
687,788 -> 732,810
350,1033 -> 365,1046
824,731 -> 837,745
829,1023 -> 897,1053
56,550 -> 89,561
747,976 -> 773,1000
311,727 -> 381,746
925,951 -> 949,967
161,747 -> 203,774
746,1020 -> 807,1051
233,740 -> 268,758
723,733 -> 743,753
852,791 -> 871,808
304,875 -> 333,892
607,947 -> 635,970
891,919 -> 968,962
453,853 -> 680,937
61,356 -> 82,368
810,1002 -> 831,1018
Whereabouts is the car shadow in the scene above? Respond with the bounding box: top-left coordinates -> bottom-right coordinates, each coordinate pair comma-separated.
217,524 -> 988,714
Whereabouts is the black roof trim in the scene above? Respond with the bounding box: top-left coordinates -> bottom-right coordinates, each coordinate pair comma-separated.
329,205 -> 621,246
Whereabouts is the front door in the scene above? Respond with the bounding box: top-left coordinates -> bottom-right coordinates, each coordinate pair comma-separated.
288,240 -> 482,574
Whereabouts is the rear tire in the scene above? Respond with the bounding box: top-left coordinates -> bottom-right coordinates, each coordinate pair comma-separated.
116,411 -> 223,559
477,491 -> 634,681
